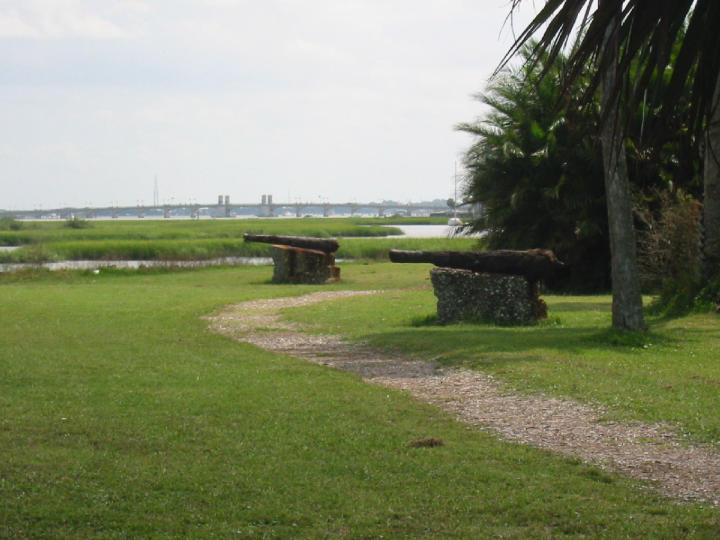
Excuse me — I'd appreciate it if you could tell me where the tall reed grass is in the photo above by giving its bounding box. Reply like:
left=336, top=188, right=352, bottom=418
left=0, top=217, right=403, bottom=246
left=0, top=218, right=480, bottom=262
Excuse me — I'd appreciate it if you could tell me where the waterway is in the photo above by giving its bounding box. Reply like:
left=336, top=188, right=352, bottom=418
left=391, top=224, right=469, bottom=238
left=0, top=257, right=274, bottom=273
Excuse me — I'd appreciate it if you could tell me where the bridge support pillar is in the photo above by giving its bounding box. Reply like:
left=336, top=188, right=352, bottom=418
left=259, top=205, right=275, bottom=217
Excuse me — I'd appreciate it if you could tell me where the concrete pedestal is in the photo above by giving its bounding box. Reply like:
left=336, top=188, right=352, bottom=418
left=430, top=268, right=546, bottom=325
left=269, top=245, right=339, bottom=284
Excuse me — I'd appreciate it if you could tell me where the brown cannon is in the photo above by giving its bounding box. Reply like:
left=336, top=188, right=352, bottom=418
left=244, top=234, right=340, bottom=283
left=388, top=248, right=565, bottom=282
left=389, top=248, right=565, bottom=324
left=243, top=234, right=339, bottom=254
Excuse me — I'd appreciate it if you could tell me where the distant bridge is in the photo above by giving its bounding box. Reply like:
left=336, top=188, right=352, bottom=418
left=1, top=196, right=453, bottom=220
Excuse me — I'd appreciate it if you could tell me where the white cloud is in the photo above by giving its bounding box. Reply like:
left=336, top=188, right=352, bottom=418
left=0, top=0, right=143, bottom=39
left=0, top=1, right=540, bottom=209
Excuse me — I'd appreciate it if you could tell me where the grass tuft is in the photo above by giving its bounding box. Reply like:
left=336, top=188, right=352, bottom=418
left=406, top=437, right=445, bottom=448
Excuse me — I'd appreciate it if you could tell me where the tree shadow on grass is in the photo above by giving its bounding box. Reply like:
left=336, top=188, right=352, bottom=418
left=357, top=318, right=681, bottom=371
left=549, top=301, right=611, bottom=312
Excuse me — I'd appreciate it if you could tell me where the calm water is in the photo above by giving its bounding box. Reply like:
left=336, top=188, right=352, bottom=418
left=392, top=224, right=484, bottom=238
left=0, top=257, right=273, bottom=273
left=392, top=224, right=463, bottom=238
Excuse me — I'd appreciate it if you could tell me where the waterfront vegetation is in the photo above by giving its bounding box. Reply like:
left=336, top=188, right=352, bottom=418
left=0, top=217, right=477, bottom=263
left=1, top=260, right=720, bottom=537
left=0, top=217, right=406, bottom=245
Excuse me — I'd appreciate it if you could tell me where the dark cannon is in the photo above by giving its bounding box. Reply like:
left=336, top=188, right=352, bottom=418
left=244, top=234, right=340, bottom=283
left=389, top=248, right=566, bottom=324
left=243, top=234, right=339, bottom=254
left=388, top=248, right=565, bottom=282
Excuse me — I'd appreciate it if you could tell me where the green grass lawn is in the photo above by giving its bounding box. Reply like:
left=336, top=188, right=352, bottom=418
left=1, top=263, right=719, bottom=537
left=286, top=263, right=720, bottom=446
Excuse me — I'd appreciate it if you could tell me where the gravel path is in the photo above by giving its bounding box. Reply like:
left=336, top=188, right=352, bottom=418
left=207, top=290, right=720, bottom=505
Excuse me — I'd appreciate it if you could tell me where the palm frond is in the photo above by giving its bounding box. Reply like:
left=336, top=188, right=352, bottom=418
left=501, top=0, right=720, bottom=133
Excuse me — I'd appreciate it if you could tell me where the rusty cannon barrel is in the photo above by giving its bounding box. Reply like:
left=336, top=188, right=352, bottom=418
left=389, top=248, right=565, bottom=282
left=243, top=234, right=339, bottom=254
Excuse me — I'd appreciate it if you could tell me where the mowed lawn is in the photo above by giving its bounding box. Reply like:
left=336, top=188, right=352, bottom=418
left=1, top=264, right=719, bottom=538
left=288, top=264, right=720, bottom=446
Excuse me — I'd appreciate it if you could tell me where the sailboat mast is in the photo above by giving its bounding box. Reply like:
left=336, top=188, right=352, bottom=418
left=453, top=162, right=458, bottom=218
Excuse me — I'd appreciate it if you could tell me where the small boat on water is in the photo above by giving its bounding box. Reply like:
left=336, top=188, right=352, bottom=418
left=448, top=217, right=463, bottom=227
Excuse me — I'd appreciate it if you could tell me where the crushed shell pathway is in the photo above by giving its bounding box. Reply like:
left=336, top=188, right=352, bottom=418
left=206, top=290, right=720, bottom=505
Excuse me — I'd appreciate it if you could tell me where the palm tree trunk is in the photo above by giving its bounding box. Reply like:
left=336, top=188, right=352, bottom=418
left=703, top=70, right=720, bottom=278
left=599, top=3, right=646, bottom=331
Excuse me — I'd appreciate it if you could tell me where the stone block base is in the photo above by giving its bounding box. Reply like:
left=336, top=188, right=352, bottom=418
left=430, top=268, right=546, bottom=325
left=270, top=245, right=339, bottom=284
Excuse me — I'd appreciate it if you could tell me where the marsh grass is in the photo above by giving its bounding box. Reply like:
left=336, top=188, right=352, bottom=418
left=0, top=218, right=401, bottom=245
left=0, top=218, right=479, bottom=263
left=1, top=263, right=718, bottom=537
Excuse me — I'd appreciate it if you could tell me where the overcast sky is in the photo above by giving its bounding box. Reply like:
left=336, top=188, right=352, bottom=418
left=0, top=0, right=537, bottom=210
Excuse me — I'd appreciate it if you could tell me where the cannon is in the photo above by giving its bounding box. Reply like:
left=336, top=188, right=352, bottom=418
left=243, top=234, right=339, bottom=254
left=244, top=233, right=340, bottom=283
left=389, top=248, right=565, bottom=324
left=388, top=248, right=565, bottom=282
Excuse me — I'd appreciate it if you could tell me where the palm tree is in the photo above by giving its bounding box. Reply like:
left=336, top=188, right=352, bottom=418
left=501, top=0, right=720, bottom=327
left=704, top=74, right=720, bottom=277
left=501, top=0, right=643, bottom=329
left=597, top=1, right=644, bottom=330
left=458, top=44, right=610, bottom=292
